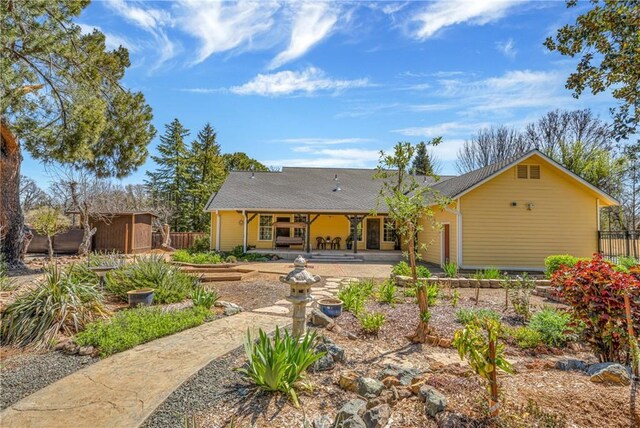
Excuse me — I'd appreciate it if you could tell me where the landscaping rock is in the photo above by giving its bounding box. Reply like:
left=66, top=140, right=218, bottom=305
left=61, top=342, right=79, bottom=355
left=362, top=404, right=391, bottom=428
left=555, top=359, right=587, bottom=372
left=378, top=364, right=421, bottom=386
left=215, top=301, right=243, bottom=316
left=335, top=399, right=367, bottom=424
left=317, top=340, right=346, bottom=363
left=420, top=385, right=447, bottom=417
left=340, top=416, right=367, bottom=428
left=312, top=415, right=333, bottom=428
left=588, top=363, right=631, bottom=385
left=356, top=377, right=385, bottom=398
left=54, top=340, right=71, bottom=351
left=310, top=308, right=333, bottom=327
left=339, top=370, right=360, bottom=392
left=223, top=307, right=241, bottom=316
left=435, top=411, right=471, bottom=427
left=78, top=346, right=94, bottom=356
left=313, top=354, right=336, bottom=372
left=381, top=376, right=401, bottom=388
left=366, top=390, right=396, bottom=409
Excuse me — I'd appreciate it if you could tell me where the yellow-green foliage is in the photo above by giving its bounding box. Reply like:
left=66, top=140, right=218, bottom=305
left=359, top=311, right=386, bottom=335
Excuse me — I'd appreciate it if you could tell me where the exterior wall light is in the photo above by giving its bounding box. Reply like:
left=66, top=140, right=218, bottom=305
left=526, top=202, right=534, bottom=210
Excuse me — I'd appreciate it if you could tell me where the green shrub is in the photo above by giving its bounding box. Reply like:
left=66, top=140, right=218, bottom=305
left=529, top=307, right=572, bottom=348
left=191, top=286, right=219, bottom=309
left=337, top=281, right=373, bottom=315
left=76, top=306, right=210, bottom=356
left=237, top=327, right=324, bottom=407
left=106, top=255, right=199, bottom=304
left=455, top=308, right=501, bottom=325
left=391, top=261, right=431, bottom=278
left=359, top=311, right=385, bottom=335
left=443, top=262, right=458, bottom=278
left=474, top=267, right=502, bottom=280
left=172, top=250, right=224, bottom=264
left=616, top=256, right=639, bottom=272
left=544, top=254, right=582, bottom=277
left=225, top=255, right=237, bottom=263
left=377, top=280, right=397, bottom=305
left=189, top=236, right=211, bottom=253
left=507, top=273, right=536, bottom=322
left=512, top=326, right=542, bottom=349
left=1, top=265, right=108, bottom=349
left=403, top=286, right=416, bottom=298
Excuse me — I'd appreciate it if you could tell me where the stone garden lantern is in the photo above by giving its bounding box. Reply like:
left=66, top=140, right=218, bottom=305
left=280, top=255, right=321, bottom=337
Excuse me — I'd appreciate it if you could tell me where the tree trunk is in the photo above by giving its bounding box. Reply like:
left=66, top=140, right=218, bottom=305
left=0, top=120, right=25, bottom=268
left=77, top=209, right=96, bottom=256
left=488, top=339, right=499, bottom=416
left=47, top=236, right=53, bottom=261
left=407, top=225, right=430, bottom=343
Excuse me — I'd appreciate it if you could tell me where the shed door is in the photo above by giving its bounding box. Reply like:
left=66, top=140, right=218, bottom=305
left=366, top=219, right=380, bottom=250
left=443, top=224, right=450, bottom=264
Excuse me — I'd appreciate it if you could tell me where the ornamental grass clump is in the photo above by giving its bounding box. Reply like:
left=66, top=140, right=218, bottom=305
left=1, top=264, right=108, bottom=349
left=359, top=311, right=386, bottom=335
left=391, top=261, right=431, bottom=278
left=377, top=279, right=397, bottom=305
left=190, top=286, right=219, bottom=309
left=553, top=254, right=640, bottom=364
left=238, top=327, right=324, bottom=407
left=338, top=280, right=375, bottom=315
left=106, top=255, right=199, bottom=304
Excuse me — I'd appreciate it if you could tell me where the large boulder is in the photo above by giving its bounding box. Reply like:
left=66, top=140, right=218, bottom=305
left=356, top=377, right=385, bottom=398
left=362, top=404, right=391, bottom=428
left=310, top=308, right=333, bottom=327
left=588, top=363, right=631, bottom=385
left=555, top=359, right=587, bottom=372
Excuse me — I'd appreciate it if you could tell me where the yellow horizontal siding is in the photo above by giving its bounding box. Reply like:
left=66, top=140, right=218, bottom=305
left=460, top=154, right=599, bottom=269
left=210, top=214, right=216, bottom=250
left=419, top=208, right=457, bottom=265
left=217, top=211, right=244, bottom=251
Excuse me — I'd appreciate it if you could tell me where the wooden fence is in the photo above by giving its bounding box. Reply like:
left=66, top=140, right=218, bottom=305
left=152, top=232, right=208, bottom=250
left=598, top=230, right=640, bottom=261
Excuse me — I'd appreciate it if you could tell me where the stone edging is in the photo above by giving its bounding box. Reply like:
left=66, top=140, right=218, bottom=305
left=392, top=274, right=552, bottom=289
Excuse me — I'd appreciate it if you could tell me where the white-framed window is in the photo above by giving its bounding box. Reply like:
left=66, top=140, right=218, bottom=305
left=383, top=218, right=395, bottom=242
left=259, top=215, right=272, bottom=241
left=293, top=214, right=307, bottom=238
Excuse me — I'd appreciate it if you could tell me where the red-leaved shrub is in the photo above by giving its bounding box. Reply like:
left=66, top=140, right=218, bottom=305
left=552, top=254, right=640, bottom=364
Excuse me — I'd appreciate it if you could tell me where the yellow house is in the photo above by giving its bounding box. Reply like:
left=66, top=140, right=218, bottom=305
left=205, top=150, right=618, bottom=270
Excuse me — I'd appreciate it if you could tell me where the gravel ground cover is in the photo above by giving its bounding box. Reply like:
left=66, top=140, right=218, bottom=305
left=0, top=351, right=97, bottom=410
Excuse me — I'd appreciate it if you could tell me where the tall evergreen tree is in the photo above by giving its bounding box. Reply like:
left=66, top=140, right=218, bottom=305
left=1, top=1, right=155, bottom=266
left=146, top=119, right=191, bottom=232
left=189, top=123, right=226, bottom=231
left=412, top=140, right=437, bottom=175
left=223, top=152, right=268, bottom=171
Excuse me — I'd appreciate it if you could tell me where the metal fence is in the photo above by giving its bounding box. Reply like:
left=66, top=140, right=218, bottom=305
left=598, top=230, right=640, bottom=261
left=152, top=232, right=208, bottom=250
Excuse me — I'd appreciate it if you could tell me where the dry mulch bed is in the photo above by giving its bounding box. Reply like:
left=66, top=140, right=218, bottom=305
left=185, top=286, right=636, bottom=427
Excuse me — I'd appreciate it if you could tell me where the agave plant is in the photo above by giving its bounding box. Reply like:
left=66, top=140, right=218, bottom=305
left=0, top=264, right=108, bottom=349
left=237, top=327, right=324, bottom=407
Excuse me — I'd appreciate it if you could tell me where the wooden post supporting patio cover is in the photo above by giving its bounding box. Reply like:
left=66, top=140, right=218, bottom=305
left=345, top=215, right=367, bottom=254
left=244, top=213, right=258, bottom=252
left=305, top=214, right=320, bottom=253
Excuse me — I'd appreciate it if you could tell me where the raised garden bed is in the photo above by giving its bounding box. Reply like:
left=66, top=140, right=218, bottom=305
left=392, top=274, right=552, bottom=288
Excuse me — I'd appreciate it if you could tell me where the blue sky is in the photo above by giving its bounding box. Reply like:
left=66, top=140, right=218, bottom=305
left=22, top=0, right=615, bottom=185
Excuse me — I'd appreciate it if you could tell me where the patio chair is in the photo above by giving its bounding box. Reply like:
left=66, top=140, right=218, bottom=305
left=330, top=237, right=341, bottom=250
left=316, top=236, right=325, bottom=250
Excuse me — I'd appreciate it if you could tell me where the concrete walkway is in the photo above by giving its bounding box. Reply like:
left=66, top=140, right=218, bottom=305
left=0, top=312, right=290, bottom=428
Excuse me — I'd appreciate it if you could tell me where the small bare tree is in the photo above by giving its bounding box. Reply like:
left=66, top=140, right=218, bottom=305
left=374, top=140, right=450, bottom=343
left=26, top=207, right=70, bottom=260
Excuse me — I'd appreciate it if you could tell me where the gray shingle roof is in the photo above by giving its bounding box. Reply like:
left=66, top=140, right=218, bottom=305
left=205, top=149, right=618, bottom=212
left=205, top=167, right=454, bottom=213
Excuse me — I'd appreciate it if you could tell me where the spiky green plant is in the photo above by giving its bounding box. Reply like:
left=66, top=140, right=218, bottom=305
left=443, top=262, right=458, bottom=278
left=191, top=286, right=219, bottom=309
left=106, top=255, right=199, bottom=304
left=237, top=327, right=324, bottom=407
left=377, top=280, right=397, bottom=305
left=0, top=264, right=108, bottom=349
left=359, top=311, right=386, bottom=335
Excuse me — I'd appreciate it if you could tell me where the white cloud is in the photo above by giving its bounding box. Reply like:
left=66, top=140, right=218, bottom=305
left=274, top=137, right=372, bottom=145
left=105, top=0, right=177, bottom=69
left=393, top=121, right=491, bottom=138
left=496, top=38, right=517, bottom=58
left=177, top=0, right=280, bottom=65
left=269, top=2, right=339, bottom=70
left=229, top=67, right=371, bottom=96
left=77, top=23, right=137, bottom=52
left=411, top=0, right=522, bottom=40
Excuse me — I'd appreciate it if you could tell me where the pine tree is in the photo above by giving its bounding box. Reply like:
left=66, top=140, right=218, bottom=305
left=189, top=123, right=227, bottom=231
left=146, top=119, right=192, bottom=232
left=412, top=140, right=436, bottom=175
